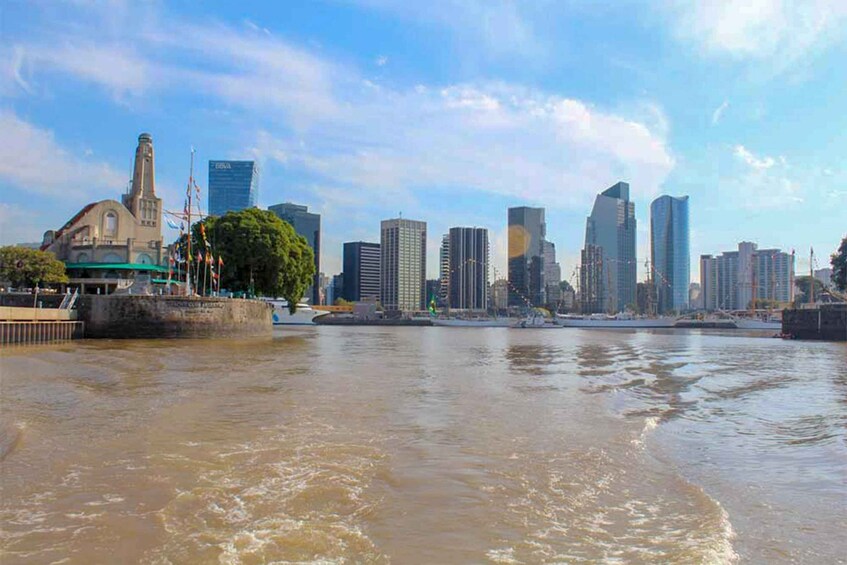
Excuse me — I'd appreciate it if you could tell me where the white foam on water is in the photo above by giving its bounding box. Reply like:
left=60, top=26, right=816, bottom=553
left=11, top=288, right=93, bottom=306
left=630, top=416, right=660, bottom=448
left=486, top=547, right=524, bottom=563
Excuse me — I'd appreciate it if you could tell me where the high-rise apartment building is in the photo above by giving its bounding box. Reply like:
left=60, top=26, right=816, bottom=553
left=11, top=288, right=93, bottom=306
left=700, top=242, right=794, bottom=310
left=508, top=206, right=546, bottom=307
left=208, top=161, right=259, bottom=216
left=380, top=218, right=427, bottom=312
left=269, top=203, right=321, bottom=304
left=582, top=182, right=636, bottom=313
left=342, top=242, right=381, bottom=302
left=448, top=227, right=489, bottom=310
left=650, top=195, right=690, bottom=313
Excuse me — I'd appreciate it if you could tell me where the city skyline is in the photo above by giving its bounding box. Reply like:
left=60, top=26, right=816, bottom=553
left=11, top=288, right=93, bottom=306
left=1, top=2, right=845, bottom=283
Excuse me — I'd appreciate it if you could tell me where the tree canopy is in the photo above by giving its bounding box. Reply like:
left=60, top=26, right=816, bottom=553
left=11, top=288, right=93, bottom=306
left=187, top=209, right=315, bottom=312
left=0, top=246, right=68, bottom=288
left=831, top=235, right=847, bottom=292
left=794, top=275, right=825, bottom=305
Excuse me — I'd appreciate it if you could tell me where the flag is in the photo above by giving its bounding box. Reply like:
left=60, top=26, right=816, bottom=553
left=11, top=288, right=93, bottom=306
left=218, top=256, right=224, bottom=267
left=196, top=252, right=202, bottom=264
left=428, top=294, right=437, bottom=316
left=206, top=253, right=212, bottom=265
left=165, top=217, right=180, bottom=230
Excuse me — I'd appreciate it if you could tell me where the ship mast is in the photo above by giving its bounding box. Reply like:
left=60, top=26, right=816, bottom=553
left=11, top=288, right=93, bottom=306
left=809, top=247, right=815, bottom=305
left=185, top=149, right=195, bottom=296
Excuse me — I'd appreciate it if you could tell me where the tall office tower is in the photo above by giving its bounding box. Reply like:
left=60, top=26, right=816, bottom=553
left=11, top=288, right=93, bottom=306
left=700, top=242, right=794, bottom=310
left=342, top=241, right=381, bottom=302
left=542, top=240, right=562, bottom=305
left=439, top=234, right=450, bottom=306
left=650, top=195, right=690, bottom=314
left=208, top=161, right=259, bottom=216
left=448, top=227, right=489, bottom=310
left=490, top=279, right=509, bottom=311
left=583, top=182, right=637, bottom=313
left=508, top=206, right=546, bottom=307
left=380, top=218, right=427, bottom=312
left=269, top=203, right=321, bottom=304
left=580, top=244, right=604, bottom=313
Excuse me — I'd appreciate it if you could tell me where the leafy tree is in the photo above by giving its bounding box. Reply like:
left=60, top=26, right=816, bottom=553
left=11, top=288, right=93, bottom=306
left=559, top=280, right=575, bottom=293
left=186, top=209, right=314, bottom=312
left=0, top=246, right=68, bottom=288
left=794, top=275, right=825, bottom=305
left=334, top=298, right=352, bottom=306
left=831, top=235, right=847, bottom=292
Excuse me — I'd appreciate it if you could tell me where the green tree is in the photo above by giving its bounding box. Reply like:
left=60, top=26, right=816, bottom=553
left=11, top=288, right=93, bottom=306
left=188, top=209, right=315, bottom=312
left=794, top=275, right=825, bottom=305
left=334, top=298, right=351, bottom=306
left=0, top=246, right=68, bottom=288
left=559, top=280, right=575, bottom=293
left=831, top=235, right=847, bottom=292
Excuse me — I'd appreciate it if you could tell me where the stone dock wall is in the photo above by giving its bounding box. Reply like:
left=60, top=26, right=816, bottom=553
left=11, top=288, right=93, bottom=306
left=782, top=304, right=847, bottom=341
left=77, top=296, right=272, bottom=339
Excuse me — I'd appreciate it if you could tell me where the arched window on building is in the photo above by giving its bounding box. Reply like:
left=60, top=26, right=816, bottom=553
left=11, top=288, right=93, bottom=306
left=103, top=211, right=118, bottom=238
left=136, top=253, right=153, bottom=265
left=75, top=252, right=89, bottom=263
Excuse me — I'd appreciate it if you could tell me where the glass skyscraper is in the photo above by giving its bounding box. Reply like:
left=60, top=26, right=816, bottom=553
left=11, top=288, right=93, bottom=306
left=342, top=241, right=381, bottom=302
left=508, top=206, right=546, bottom=308
left=269, top=203, right=321, bottom=305
left=582, top=182, right=636, bottom=313
left=208, top=161, right=259, bottom=217
left=448, top=227, right=489, bottom=310
left=650, top=195, right=690, bottom=313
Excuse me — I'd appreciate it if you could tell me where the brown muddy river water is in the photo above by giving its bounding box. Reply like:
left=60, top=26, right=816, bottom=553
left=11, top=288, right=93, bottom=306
left=1, top=327, right=845, bottom=563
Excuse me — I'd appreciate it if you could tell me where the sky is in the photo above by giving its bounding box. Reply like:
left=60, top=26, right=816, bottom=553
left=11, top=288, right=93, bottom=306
left=1, top=0, right=845, bottom=283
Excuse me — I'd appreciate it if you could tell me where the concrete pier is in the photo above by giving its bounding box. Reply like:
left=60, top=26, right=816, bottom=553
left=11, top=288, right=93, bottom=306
left=76, top=295, right=272, bottom=339
left=782, top=303, right=847, bottom=341
left=1, top=320, right=84, bottom=346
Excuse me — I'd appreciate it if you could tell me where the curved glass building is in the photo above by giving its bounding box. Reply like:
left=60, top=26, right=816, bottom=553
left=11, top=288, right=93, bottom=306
left=650, top=195, right=690, bottom=313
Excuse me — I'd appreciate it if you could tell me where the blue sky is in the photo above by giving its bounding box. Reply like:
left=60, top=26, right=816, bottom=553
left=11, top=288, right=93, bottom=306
left=1, top=0, right=845, bottom=282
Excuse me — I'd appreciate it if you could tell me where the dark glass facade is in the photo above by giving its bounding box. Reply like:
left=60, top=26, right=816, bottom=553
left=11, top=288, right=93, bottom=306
left=508, top=207, right=545, bottom=308
left=342, top=242, right=381, bottom=302
left=269, top=203, right=321, bottom=304
left=448, top=227, right=489, bottom=310
left=582, top=182, right=636, bottom=313
left=208, top=161, right=258, bottom=216
left=650, top=195, right=690, bottom=313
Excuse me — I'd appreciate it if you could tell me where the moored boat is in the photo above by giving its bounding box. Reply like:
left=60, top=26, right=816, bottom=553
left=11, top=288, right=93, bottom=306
left=556, top=312, right=676, bottom=328
left=264, top=299, right=329, bottom=326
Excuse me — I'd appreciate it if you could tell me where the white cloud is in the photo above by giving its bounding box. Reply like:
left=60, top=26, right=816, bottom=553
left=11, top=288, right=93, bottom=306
left=375, top=55, right=388, bottom=66
left=668, top=0, right=847, bottom=66
left=734, top=144, right=775, bottom=170
left=726, top=144, right=803, bottom=208
left=0, top=109, right=126, bottom=199
left=711, top=99, right=729, bottom=124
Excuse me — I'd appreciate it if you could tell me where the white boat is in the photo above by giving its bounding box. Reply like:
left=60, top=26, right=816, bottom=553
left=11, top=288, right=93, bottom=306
left=432, top=317, right=513, bottom=327
left=556, top=312, right=676, bottom=328
left=264, top=299, right=329, bottom=326
left=513, top=310, right=562, bottom=329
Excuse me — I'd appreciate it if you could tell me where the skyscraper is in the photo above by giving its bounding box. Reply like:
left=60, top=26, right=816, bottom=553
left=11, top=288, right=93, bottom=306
left=650, top=195, right=690, bottom=314
left=380, top=218, right=427, bottom=312
left=269, top=203, right=321, bottom=304
left=700, top=242, right=794, bottom=310
left=439, top=234, right=450, bottom=306
left=582, top=182, right=636, bottom=313
left=508, top=206, right=546, bottom=307
left=448, top=227, right=489, bottom=310
left=542, top=240, right=562, bottom=305
left=208, top=161, right=259, bottom=216
left=342, top=242, right=381, bottom=302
